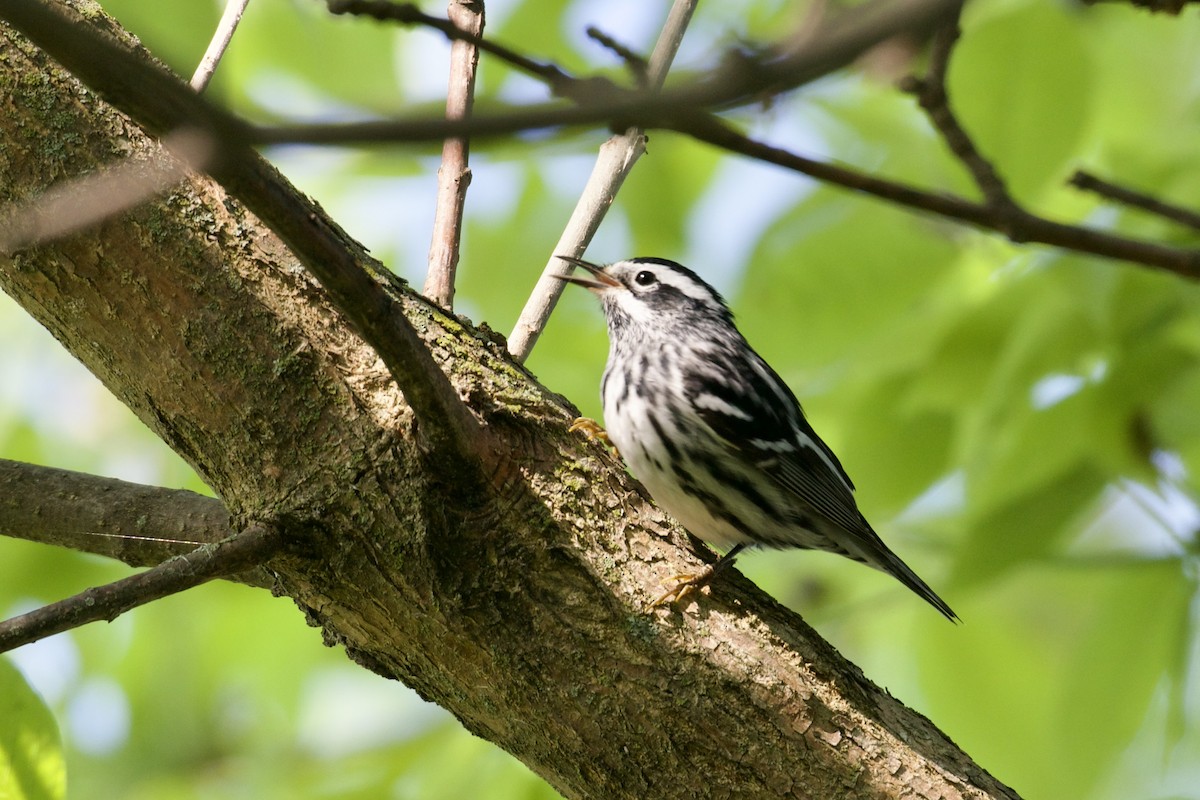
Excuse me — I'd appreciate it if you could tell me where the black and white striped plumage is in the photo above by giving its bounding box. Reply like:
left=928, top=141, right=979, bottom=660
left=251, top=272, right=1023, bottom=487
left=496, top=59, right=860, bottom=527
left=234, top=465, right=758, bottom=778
left=560, top=256, right=956, bottom=621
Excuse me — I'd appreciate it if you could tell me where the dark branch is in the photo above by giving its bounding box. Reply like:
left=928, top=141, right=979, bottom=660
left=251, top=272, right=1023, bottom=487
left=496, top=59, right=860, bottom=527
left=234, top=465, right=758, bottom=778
left=327, top=0, right=576, bottom=94
left=328, top=0, right=963, bottom=110
left=585, top=26, right=651, bottom=87
left=1070, top=170, right=1200, bottom=231
left=898, top=21, right=1021, bottom=226
left=0, top=524, right=283, bottom=654
left=1079, top=0, right=1196, bottom=13
left=670, top=115, right=1200, bottom=279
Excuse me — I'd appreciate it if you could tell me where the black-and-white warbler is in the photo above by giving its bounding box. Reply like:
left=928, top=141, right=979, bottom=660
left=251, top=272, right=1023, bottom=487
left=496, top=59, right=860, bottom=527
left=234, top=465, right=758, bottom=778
left=557, top=256, right=956, bottom=621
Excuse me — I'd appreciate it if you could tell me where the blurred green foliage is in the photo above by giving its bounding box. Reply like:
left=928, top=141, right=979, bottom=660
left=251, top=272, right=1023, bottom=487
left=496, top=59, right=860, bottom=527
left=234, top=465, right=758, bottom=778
left=2, top=0, right=1200, bottom=798
left=0, top=657, right=65, bottom=800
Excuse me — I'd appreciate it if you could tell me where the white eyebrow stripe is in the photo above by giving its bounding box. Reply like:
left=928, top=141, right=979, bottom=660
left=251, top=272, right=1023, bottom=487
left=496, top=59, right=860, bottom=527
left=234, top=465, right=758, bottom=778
left=655, top=268, right=721, bottom=304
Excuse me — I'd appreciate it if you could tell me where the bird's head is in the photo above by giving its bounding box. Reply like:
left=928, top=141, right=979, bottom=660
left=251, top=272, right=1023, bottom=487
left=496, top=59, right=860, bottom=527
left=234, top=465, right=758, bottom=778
left=555, top=256, right=733, bottom=334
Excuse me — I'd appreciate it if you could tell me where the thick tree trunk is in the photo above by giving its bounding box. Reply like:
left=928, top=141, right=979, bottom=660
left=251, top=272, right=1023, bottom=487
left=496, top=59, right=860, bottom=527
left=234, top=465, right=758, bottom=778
left=0, top=5, right=1017, bottom=799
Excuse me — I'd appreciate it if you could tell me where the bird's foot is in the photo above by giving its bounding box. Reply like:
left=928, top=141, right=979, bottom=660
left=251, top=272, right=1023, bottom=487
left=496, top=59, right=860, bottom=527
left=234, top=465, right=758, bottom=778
left=569, top=417, right=620, bottom=460
left=650, top=543, right=745, bottom=608
left=651, top=568, right=716, bottom=608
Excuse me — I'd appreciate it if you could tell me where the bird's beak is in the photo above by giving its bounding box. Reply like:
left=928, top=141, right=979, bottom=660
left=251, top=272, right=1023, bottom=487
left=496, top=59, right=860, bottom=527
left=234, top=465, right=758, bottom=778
left=552, top=255, right=621, bottom=292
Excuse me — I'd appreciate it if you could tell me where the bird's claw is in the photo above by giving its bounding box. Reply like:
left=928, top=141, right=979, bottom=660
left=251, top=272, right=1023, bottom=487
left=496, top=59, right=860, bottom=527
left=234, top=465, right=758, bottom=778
left=569, top=417, right=621, bottom=460
left=651, top=571, right=713, bottom=608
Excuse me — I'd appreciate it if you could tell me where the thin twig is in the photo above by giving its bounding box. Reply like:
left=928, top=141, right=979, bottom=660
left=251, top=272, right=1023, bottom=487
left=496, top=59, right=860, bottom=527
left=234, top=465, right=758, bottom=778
left=1079, top=0, right=1194, bottom=13
left=424, top=0, right=484, bottom=310
left=190, top=0, right=251, bottom=92
left=319, top=0, right=963, bottom=141
left=328, top=0, right=575, bottom=95
left=0, top=525, right=283, bottom=654
left=586, top=26, right=649, bottom=87
left=253, top=0, right=961, bottom=146
left=898, top=20, right=1018, bottom=221
left=506, top=0, right=699, bottom=362
left=1070, top=170, right=1200, bottom=231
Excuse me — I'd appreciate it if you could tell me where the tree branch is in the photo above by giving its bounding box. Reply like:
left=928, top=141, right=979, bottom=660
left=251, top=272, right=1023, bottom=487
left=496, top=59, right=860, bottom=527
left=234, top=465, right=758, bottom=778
left=0, top=0, right=484, bottom=474
left=899, top=19, right=1023, bottom=228
left=0, top=524, right=282, bottom=654
left=271, top=1, right=1200, bottom=281
left=1070, top=170, right=1200, bottom=231
left=423, top=0, right=484, bottom=310
left=0, top=459, right=236, bottom=568
left=293, top=0, right=964, bottom=146
left=673, top=116, right=1200, bottom=278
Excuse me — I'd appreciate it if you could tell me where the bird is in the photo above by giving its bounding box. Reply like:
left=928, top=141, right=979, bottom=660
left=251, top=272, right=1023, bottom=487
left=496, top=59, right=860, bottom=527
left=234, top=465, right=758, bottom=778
left=555, top=255, right=957, bottom=621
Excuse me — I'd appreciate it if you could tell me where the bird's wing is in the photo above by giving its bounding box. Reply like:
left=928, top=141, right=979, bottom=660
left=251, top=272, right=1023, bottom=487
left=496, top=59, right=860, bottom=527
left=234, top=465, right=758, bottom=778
left=686, top=348, right=959, bottom=621
left=684, top=350, right=867, bottom=535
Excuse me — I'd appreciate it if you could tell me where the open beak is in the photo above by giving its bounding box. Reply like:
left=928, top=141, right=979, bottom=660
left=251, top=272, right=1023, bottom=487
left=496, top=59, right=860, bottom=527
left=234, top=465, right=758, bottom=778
left=553, top=255, right=621, bottom=291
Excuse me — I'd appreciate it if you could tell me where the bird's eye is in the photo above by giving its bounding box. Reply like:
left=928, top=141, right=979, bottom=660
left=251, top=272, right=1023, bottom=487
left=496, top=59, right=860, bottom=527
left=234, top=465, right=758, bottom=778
left=633, top=270, right=657, bottom=288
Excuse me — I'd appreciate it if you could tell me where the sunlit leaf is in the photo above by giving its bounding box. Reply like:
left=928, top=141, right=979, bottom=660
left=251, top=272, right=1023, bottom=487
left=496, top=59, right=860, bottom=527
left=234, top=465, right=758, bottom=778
left=0, top=657, right=66, bottom=800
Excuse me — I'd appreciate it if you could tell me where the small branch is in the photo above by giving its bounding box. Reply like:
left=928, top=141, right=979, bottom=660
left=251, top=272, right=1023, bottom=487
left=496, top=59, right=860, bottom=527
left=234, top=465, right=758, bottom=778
left=423, top=0, right=484, bottom=310
left=585, top=26, right=649, bottom=87
left=0, top=525, right=283, bottom=654
left=1070, top=170, right=1200, bottom=231
left=328, top=0, right=575, bottom=95
left=506, top=0, right=699, bottom=362
left=898, top=20, right=1020, bottom=225
left=321, top=0, right=964, bottom=136
left=676, top=115, right=1200, bottom=278
left=190, top=0, right=251, bottom=92
left=1079, top=0, right=1196, bottom=13
left=0, top=459, right=237, bottom=568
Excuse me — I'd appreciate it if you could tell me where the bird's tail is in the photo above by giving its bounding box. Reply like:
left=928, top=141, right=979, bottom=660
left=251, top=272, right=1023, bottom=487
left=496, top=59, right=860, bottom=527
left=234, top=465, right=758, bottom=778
left=854, top=533, right=958, bottom=622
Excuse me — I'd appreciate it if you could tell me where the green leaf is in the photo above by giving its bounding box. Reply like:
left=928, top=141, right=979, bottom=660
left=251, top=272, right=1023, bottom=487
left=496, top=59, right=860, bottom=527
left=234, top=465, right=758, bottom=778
left=955, top=466, right=1105, bottom=585
left=0, top=657, right=66, bottom=800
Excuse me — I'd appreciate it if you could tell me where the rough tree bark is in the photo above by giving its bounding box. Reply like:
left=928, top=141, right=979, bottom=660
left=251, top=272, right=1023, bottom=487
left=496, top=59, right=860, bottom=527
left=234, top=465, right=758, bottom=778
left=0, top=5, right=1018, bottom=799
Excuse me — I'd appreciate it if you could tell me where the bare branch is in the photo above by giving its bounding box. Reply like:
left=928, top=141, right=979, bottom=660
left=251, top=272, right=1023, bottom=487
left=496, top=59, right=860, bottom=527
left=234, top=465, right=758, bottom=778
left=676, top=115, right=1200, bottom=278
left=898, top=21, right=1019, bottom=222
left=585, top=26, right=650, bottom=86
left=0, top=524, right=282, bottom=654
left=1070, top=170, right=1200, bottom=231
left=1079, top=0, right=1196, bottom=13
left=424, top=0, right=484, bottom=310
left=328, top=0, right=574, bottom=93
left=0, top=459, right=238, bottom=567
left=190, top=0, right=251, bottom=92
left=506, top=0, right=699, bottom=362
left=317, top=0, right=965, bottom=138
